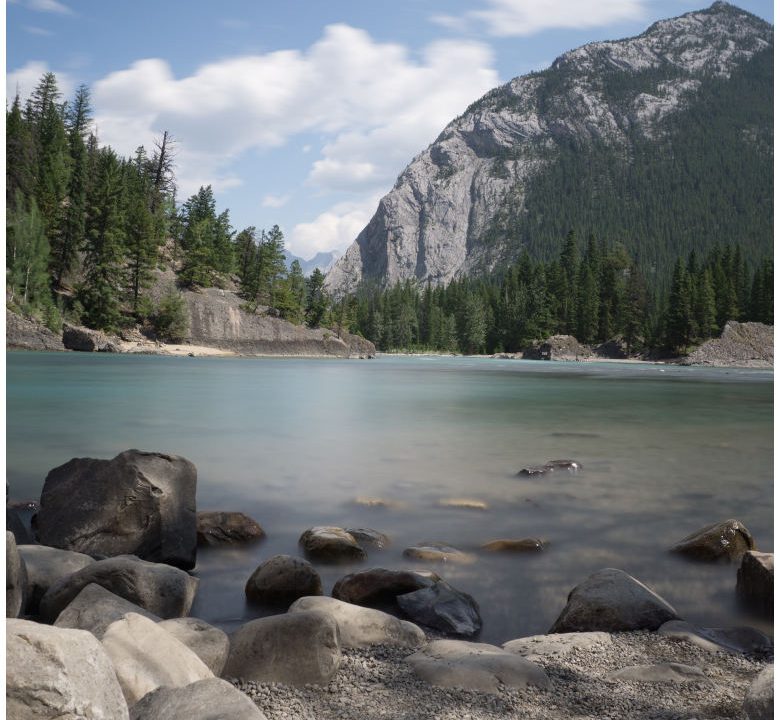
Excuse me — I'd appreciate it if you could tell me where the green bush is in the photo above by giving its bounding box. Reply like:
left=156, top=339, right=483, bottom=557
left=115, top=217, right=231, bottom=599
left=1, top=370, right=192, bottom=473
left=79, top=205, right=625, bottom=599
left=153, top=288, right=189, bottom=342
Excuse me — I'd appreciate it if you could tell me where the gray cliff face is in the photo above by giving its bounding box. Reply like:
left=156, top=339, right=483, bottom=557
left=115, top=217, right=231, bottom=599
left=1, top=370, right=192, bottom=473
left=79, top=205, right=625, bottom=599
left=325, top=2, right=772, bottom=294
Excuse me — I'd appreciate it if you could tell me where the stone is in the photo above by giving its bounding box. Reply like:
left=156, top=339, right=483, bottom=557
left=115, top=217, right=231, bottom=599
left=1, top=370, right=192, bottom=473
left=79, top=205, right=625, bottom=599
left=54, top=583, right=160, bottom=637
left=196, top=511, right=265, bottom=546
left=344, top=527, right=390, bottom=549
left=158, top=617, right=231, bottom=675
left=743, top=665, right=773, bottom=720
left=245, top=554, right=323, bottom=606
left=299, top=526, right=366, bottom=563
left=37, top=449, right=198, bottom=569
left=517, top=459, right=583, bottom=476
left=353, top=497, right=405, bottom=509
left=289, top=596, right=425, bottom=648
left=402, top=542, right=476, bottom=565
left=503, top=631, right=613, bottom=660
left=7, top=618, right=129, bottom=720
left=129, top=678, right=267, bottom=720
left=62, top=323, right=120, bottom=352
left=222, top=610, right=342, bottom=686
left=6, top=531, right=27, bottom=618
left=658, top=620, right=773, bottom=657
left=332, top=568, right=437, bottom=606
left=102, top=613, right=213, bottom=706
left=18, top=545, right=95, bottom=615
left=608, top=663, right=709, bottom=683
left=39, top=555, right=198, bottom=623
left=670, top=519, right=754, bottom=562
left=406, top=639, right=550, bottom=694
left=6, top=310, right=65, bottom=351
left=481, top=538, right=545, bottom=552
left=397, top=580, right=482, bottom=637
left=437, top=498, right=488, bottom=510
left=737, top=551, right=774, bottom=618
left=549, top=568, right=680, bottom=633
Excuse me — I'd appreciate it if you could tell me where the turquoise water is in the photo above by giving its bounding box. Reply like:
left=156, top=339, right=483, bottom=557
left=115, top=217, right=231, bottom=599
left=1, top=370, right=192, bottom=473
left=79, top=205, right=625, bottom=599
left=6, top=352, right=773, bottom=642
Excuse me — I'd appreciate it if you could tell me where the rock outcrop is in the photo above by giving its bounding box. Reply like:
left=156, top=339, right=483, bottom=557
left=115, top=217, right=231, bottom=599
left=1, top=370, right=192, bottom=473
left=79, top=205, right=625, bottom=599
left=681, top=321, right=773, bottom=368
left=6, top=311, right=64, bottom=351
left=62, top=323, right=121, bottom=352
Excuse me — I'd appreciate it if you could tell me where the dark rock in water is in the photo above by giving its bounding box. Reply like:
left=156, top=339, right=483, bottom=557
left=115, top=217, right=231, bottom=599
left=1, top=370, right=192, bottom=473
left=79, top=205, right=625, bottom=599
left=37, top=449, right=197, bottom=569
left=481, top=538, right=545, bottom=553
left=6, top=532, right=27, bottom=618
left=397, top=580, right=482, bottom=637
left=332, top=568, right=437, bottom=606
left=549, top=568, right=680, bottom=633
left=517, top=459, right=582, bottom=476
left=62, top=323, right=121, bottom=352
left=223, top=610, right=342, bottom=686
left=658, top=620, right=773, bottom=657
left=402, top=542, right=476, bottom=565
left=245, top=554, right=323, bottom=606
left=196, top=511, right=265, bottom=546
left=345, top=527, right=390, bottom=549
left=38, top=555, right=198, bottom=623
left=18, top=545, right=95, bottom=615
left=299, top=526, right=366, bottom=563
left=671, top=519, right=754, bottom=562
left=736, top=551, right=774, bottom=619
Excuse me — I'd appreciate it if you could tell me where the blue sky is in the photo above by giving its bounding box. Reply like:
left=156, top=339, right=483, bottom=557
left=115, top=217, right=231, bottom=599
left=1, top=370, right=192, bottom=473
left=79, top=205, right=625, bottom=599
left=6, top=0, right=774, bottom=259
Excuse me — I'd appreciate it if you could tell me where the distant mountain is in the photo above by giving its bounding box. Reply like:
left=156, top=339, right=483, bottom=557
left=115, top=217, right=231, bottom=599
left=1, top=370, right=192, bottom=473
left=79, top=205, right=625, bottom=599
left=284, top=249, right=340, bottom=276
left=326, top=2, right=772, bottom=295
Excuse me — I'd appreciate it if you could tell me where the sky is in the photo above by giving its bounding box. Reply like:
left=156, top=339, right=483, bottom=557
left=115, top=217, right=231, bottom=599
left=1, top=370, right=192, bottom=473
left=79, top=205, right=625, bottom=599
left=6, top=0, right=774, bottom=260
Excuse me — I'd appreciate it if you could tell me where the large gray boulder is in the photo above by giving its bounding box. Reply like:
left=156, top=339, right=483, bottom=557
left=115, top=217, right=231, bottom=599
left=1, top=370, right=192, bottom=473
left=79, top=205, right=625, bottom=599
left=397, top=580, right=482, bottom=637
left=39, top=555, right=198, bottom=623
left=737, top=551, right=774, bottom=619
left=299, top=526, right=366, bottom=563
left=158, top=617, right=230, bottom=675
left=37, top=449, right=198, bottom=569
left=289, top=596, right=425, bottom=648
left=406, top=640, right=550, bottom=694
left=102, top=613, right=213, bottom=706
left=670, top=519, right=754, bottom=562
left=222, top=610, right=341, bottom=686
left=18, top=545, right=95, bottom=615
left=550, top=568, right=680, bottom=633
left=332, top=568, right=437, bottom=605
left=6, top=531, right=27, bottom=618
left=7, top=618, right=129, bottom=719
left=245, top=554, right=322, bottom=606
left=62, top=323, right=120, bottom=352
left=196, top=511, right=265, bottom=546
left=54, top=583, right=160, bottom=638
left=129, top=678, right=267, bottom=720
left=743, top=665, right=773, bottom=720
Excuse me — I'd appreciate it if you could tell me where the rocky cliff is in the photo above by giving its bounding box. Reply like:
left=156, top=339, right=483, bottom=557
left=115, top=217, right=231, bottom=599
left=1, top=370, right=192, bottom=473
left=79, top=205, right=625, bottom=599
left=326, top=2, right=772, bottom=295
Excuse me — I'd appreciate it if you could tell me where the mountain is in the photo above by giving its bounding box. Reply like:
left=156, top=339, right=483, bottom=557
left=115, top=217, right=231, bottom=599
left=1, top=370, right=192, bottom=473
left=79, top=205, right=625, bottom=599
left=325, top=2, right=772, bottom=295
left=284, top=249, right=340, bottom=276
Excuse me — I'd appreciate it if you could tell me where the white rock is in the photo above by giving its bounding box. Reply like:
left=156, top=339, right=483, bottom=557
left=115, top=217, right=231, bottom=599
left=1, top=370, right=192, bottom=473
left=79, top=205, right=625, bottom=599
left=158, top=617, right=230, bottom=675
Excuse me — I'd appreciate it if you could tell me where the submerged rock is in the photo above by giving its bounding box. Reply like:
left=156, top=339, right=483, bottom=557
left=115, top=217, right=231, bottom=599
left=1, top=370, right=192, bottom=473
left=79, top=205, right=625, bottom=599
left=245, top=554, right=323, bottom=606
left=344, top=527, right=390, bottom=549
left=299, top=526, right=366, bottom=563
left=671, top=519, right=754, bottom=562
left=397, top=580, right=482, bottom=637
left=481, top=538, right=545, bottom=553
left=403, top=542, right=477, bottom=565
left=737, top=551, right=774, bottom=619
left=196, top=511, right=265, bottom=546
left=517, top=459, right=583, bottom=476
left=437, top=498, right=489, bottom=511
left=332, top=568, right=437, bottom=606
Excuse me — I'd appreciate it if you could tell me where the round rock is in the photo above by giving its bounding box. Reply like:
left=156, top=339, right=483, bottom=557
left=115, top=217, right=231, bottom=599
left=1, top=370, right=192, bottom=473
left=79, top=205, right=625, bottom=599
left=245, top=554, right=323, bottom=606
left=196, top=511, right=265, bottom=546
left=299, top=526, right=366, bottom=563
left=671, top=519, right=754, bottom=562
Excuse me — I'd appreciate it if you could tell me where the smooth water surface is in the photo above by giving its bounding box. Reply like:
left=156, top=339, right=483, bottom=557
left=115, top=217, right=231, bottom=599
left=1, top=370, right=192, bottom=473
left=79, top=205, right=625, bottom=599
left=6, top=352, right=773, bottom=642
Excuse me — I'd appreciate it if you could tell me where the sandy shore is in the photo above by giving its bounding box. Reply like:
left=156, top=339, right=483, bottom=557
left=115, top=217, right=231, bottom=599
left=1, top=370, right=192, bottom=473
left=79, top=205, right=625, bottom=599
left=118, top=340, right=236, bottom=357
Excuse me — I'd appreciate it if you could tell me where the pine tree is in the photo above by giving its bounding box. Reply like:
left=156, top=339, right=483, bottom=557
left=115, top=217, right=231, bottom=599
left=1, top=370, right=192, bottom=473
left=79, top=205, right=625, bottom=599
left=6, top=95, right=37, bottom=208
left=664, top=258, right=695, bottom=351
left=7, top=193, right=50, bottom=308
left=305, top=268, right=329, bottom=328
left=576, top=263, right=599, bottom=343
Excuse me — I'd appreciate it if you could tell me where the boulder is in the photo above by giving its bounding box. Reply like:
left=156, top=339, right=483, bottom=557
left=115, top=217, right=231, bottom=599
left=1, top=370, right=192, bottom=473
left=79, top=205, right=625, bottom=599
left=62, top=323, right=120, bottom=352
left=344, top=527, right=390, bottom=549
left=37, top=449, right=198, bottom=569
left=332, top=568, right=437, bottom=606
left=196, top=511, right=265, bottom=546
left=743, top=665, right=773, bottom=720
left=129, top=678, right=267, bottom=720
left=54, top=583, right=160, bottom=638
left=608, top=663, right=708, bottom=683
left=481, top=538, right=545, bottom=553
left=670, top=519, right=754, bottom=562
left=299, top=526, right=366, bottom=563
left=18, top=545, right=95, bottom=614
left=402, top=542, right=476, bottom=565
left=7, top=619, right=129, bottom=719
left=397, top=580, right=482, bottom=637
left=517, top=459, right=582, bottom=476
left=437, top=498, right=488, bottom=511
left=6, top=310, right=65, bottom=351
left=245, top=555, right=322, bottom=606
left=39, top=555, right=198, bottom=623
left=737, top=551, right=774, bottom=618
left=549, top=568, right=680, bottom=633
left=289, top=596, right=425, bottom=648
left=6, top=531, right=27, bottom=618
left=222, top=610, right=341, bottom=686
left=406, top=639, right=550, bottom=694
left=158, top=618, right=230, bottom=675
left=503, top=631, right=613, bottom=660
left=101, top=613, right=213, bottom=706
left=658, top=620, right=773, bottom=657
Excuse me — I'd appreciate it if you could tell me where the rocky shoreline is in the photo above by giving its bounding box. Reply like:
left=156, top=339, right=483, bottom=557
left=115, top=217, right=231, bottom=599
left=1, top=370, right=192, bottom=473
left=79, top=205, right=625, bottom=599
left=6, top=450, right=774, bottom=720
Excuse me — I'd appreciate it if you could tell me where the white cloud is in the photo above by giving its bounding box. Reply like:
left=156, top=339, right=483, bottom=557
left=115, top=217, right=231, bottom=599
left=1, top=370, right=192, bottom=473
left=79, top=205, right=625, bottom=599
left=27, top=0, right=72, bottom=14
left=261, top=193, right=290, bottom=208
left=6, top=60, right=72, bottom=105
left=289, top=195, right=382, bottom=258
left=438, top=0, right=647, bottom=37
left=24, top=25, right=53, bottom=35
